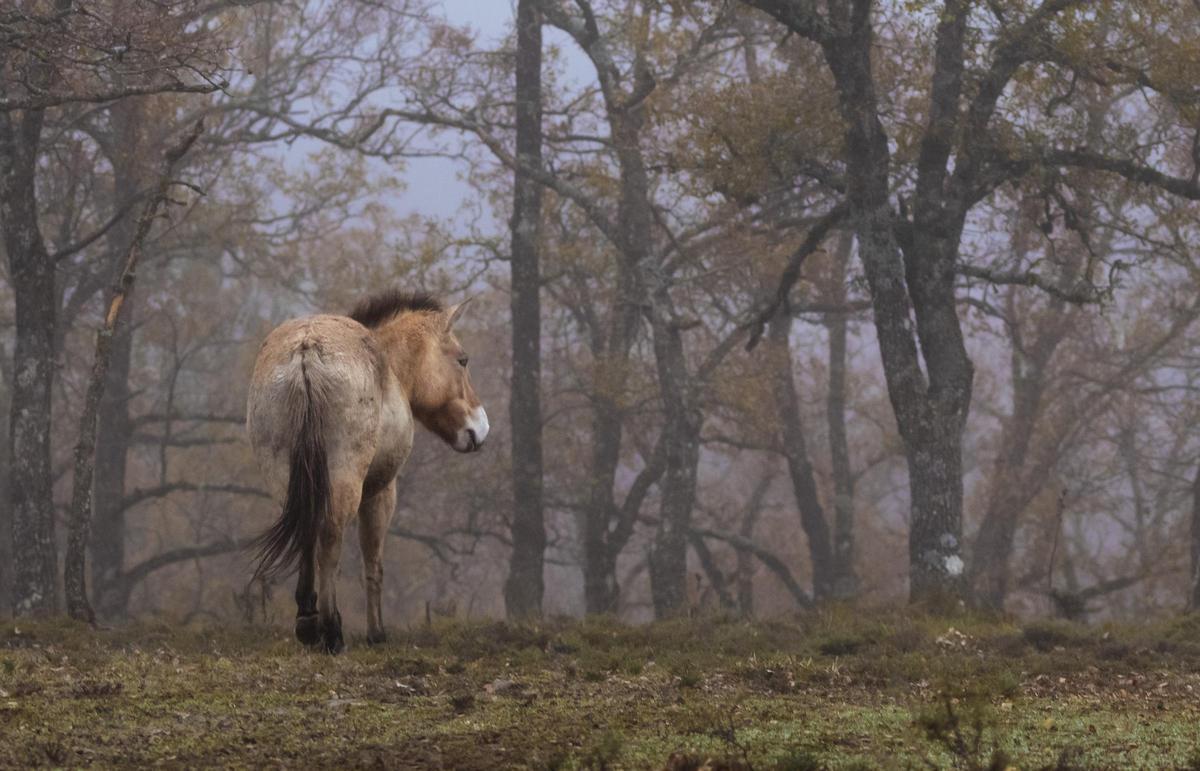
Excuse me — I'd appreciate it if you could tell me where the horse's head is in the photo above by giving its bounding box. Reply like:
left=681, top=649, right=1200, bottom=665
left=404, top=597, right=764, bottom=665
left=408, top=299, right=489, bottom=453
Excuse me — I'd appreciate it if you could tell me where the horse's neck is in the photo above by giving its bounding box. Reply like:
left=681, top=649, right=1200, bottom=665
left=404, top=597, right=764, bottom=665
left=371, top=316, right=426, bottom=402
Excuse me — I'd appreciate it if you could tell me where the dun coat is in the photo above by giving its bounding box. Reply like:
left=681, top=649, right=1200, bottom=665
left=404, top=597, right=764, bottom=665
left=246, top=291, right=488, bottom=653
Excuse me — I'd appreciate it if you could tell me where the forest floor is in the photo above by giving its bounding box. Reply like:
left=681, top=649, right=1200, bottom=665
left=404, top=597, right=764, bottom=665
left=2, top=610, right=1200, bottom=769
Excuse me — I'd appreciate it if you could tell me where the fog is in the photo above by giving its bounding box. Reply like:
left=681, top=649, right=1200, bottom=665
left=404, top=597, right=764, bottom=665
left=2, top=0, right=1198, bottom=632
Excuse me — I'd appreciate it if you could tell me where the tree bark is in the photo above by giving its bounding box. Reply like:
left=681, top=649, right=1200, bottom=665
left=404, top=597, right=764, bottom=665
left=63, top=121, right=203, bottom=622
left=824, top=9, right=972, bottom=606
left=647, top=300, right=701, bottom=618
left=0, top=106, right=59, bottom=616
left=503, top=0, right=547, bottom=620
left=90, top=332, right=135, bottom=617
left=1191, top=462, right=1200, bottom=611
left=767, top=312, right=835, bottom=600
left=824, top=233, right=858, bottom=597
left=90, top=97, right=147, bottom=619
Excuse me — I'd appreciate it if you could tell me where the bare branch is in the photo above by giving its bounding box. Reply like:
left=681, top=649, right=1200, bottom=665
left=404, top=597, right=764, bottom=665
left=958, top=264, right=1104, bottom=305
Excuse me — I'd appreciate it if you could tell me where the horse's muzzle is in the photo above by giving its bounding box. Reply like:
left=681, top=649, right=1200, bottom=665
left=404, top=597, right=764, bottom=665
left=454, top=406, right=489, bottom=453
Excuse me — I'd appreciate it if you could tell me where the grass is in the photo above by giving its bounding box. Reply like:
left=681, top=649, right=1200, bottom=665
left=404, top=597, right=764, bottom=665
left=2, top=609, right=1200, bottom=768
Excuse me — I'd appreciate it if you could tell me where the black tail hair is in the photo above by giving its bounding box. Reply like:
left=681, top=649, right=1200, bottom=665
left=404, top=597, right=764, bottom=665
left=251, top=377, right=328, bottom=581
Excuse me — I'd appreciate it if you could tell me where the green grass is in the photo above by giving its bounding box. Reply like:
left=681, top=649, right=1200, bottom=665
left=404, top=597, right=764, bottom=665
left=2, top=610, right=1200, bottom=768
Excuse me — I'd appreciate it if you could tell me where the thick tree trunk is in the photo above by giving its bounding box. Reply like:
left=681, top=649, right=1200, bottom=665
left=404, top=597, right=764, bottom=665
left=1, top=108, right=59, bottom=616
left=905, top=424, right=967, bottom=603
left=503, top=0, right=547, bottom=620
left=899, top=235, right=973, bottom=606
left=647, top=305, right=700, bottom=618
left=824, top=25, right=972, bottom=605
left=824, top=234, right=858, bottom=598
left=583, top=399, right=623, bottom=614
left=767, top=313, right=835, bottom=600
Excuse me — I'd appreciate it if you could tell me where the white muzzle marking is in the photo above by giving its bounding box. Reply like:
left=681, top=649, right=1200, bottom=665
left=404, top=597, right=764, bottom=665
left=465, top=406, right=489, bottom=448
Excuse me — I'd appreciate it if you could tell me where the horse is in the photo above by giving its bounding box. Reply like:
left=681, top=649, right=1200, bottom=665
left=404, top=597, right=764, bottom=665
left=246, top=290, right=489, bottom=653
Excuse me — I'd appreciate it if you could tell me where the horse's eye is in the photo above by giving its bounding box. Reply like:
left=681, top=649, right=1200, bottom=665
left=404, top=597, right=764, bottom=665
left=458, top=355, right=469, bottom=368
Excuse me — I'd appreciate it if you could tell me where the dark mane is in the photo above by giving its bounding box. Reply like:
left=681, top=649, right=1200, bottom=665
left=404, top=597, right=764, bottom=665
left=347, top=289, right=443, bottom=328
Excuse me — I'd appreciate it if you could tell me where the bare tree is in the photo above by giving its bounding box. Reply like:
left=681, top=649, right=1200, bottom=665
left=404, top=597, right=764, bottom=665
left=64, top=121, right=204, bottom=621
left=0, top=0, right=224, bottom=616
left=743, top=0, right=1200, bottom=604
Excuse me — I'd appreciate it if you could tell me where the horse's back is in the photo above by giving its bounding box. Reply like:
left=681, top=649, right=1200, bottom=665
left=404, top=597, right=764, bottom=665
left=247, top=314, right=387, bottom=497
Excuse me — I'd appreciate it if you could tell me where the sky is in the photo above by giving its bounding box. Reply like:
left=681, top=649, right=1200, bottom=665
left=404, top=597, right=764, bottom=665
left=392, top=1, right=515, bottom=221
left=393, top=1, right=589, bottom=223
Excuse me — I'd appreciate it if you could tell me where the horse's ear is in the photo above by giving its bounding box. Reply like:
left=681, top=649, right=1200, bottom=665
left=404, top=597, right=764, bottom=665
left=445, top=296, right=475, bottom=331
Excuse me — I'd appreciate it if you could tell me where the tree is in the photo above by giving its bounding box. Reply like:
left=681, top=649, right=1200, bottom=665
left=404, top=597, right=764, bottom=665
left=503, top=0, right=548, bottom=619
left=0, top=0, right=224, bottom=615
left=1192, top=463, right=1200, bottom=610
left=64, top=120, right=204, bottom=621
left=742, top=0, right=1200, bottom=603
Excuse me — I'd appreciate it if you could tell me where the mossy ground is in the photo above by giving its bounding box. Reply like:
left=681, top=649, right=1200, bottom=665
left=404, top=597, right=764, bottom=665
left=2, top=610, right=1200, bottom=769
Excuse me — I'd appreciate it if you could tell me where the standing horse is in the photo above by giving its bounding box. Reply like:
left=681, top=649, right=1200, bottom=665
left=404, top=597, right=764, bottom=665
left=246, top=290, right=488, bottom=653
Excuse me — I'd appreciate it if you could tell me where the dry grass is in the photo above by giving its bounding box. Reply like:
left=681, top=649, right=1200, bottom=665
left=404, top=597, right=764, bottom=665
left=2, top=609, right=1199, bottom=768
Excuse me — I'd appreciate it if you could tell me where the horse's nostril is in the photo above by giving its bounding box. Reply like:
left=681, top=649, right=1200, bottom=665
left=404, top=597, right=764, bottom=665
left=467, top=429, right=479, bottom=448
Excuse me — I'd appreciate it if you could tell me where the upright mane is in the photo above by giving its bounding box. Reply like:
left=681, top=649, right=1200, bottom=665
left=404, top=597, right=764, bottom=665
left=347, top=289, right=443, bottom=329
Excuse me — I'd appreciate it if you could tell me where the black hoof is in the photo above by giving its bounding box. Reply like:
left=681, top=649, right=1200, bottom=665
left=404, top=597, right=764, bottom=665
left=321, top=612, right=344, bottom=655
left=366, top=628, right=387, bottom=646
left=295, top=613, right=321, bottom=646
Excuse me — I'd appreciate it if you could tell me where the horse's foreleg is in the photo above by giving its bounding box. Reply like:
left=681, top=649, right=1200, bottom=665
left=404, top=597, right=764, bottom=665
left=315, top=482, right=359, bottom=655
left=358, top=479, right=397, bottom=646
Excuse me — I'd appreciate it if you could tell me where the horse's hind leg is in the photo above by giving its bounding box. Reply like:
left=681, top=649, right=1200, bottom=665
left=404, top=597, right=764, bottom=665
left=358, top=480, right=396, bottom=646
left=315, top=481, right=361, bottom=654
left=294, top=549, right=319, bottom=646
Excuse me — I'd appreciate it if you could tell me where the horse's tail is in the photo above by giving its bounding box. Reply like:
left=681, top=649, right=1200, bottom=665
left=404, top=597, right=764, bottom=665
left=251, top=352, right=329, bottom=581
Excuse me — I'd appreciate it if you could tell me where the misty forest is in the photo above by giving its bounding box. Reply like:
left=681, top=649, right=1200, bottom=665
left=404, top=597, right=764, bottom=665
left=3, top=0, right=1200, bottom=767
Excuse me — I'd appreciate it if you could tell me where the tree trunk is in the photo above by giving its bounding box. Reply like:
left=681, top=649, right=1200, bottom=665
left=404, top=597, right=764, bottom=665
left=0, top=108, right=59, bottom=616
left=825, top=27, right=972, bottom=605
left=90, top=333, right=134, bottom=617
left=64, top=120, right=203, bottom=621
left=767, top=313, right=835, bottom=600
left=582, top=89, right=650, bottom=616
left=900, top=234, right=972, bottom=607
left=824, top=233, right=857, bottom=598
left=735, top=471, right=772, bottom=618
left=503, top=0, right=547, bottom=620
left=1191, top=462, right=1200, bottom=611
left=969, top=294, right=1066, bottom=610
left=583, top=399, right=623, bottom=614
left=647, top=304, right=700, bottom=618
left=89, top=97, right=149, bottom=620
left=65, top=307, right=131, bottom=622
left=0, top=397, right=11, bottom=617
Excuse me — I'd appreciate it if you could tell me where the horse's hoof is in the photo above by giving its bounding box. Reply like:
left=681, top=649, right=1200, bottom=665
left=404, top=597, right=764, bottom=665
left=295, top=614, right=321, bottom=646
left=366, top=629, right=387, bottom=646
